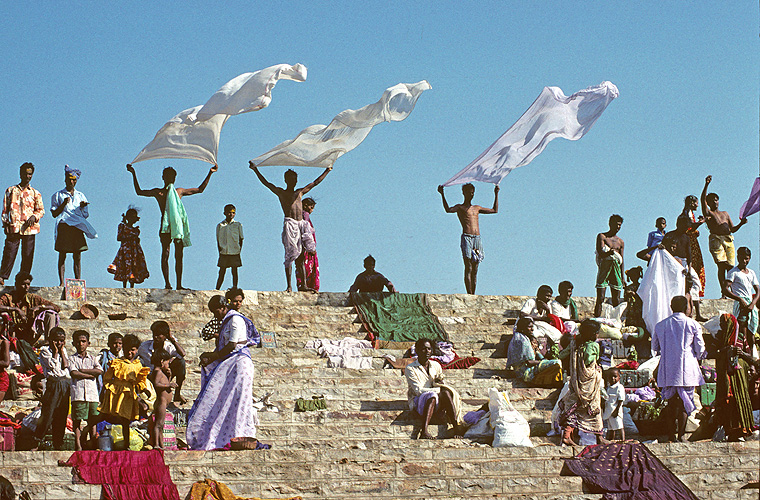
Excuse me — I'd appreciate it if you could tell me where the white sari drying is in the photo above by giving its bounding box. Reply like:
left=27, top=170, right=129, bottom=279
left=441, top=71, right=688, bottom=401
left=250, top=81, right=431, bottom=168
left=443, top=81, right=618, bottom=186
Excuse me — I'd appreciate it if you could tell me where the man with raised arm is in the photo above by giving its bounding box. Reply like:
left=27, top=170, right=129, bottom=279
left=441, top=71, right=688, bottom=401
left=701, top=175, right=748, bottom=293
left=250, top=162, right=331, bottom=292
left=594, top=214, right=625, bottom=317
left=126, top=164, right=217, bottom=290
left=437, top=183, right=499, bottom=294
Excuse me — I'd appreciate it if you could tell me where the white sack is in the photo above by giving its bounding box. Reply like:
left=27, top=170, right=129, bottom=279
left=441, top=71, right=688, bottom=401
left=637, top=248, right=685, bottom=334
left=488, top=387, right=533, bottom=448
left=251, top=81, right=431, bottom=168
left=195, top=63, right=307, bottom=119
left=442, top=81, right=618, bottom=186
left=133, top=106, right=228, bottom=165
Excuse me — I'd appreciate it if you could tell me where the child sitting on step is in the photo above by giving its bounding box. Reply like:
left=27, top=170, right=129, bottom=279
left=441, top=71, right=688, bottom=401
left=98, top=334, right=150, bottom=449
left=148, top=350, right=177, bottom=449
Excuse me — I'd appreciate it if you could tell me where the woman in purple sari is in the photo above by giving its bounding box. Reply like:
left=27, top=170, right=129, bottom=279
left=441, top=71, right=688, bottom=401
left=186, top=295, right=260, bottom=450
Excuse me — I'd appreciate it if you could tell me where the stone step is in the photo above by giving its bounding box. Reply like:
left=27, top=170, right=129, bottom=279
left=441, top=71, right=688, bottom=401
left=2, top=442, right=757, bottom=500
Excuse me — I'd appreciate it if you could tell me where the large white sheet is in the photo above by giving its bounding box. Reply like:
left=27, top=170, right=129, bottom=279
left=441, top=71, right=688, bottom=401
left=195, top=63, right=307, bottom=120
left=133, top=63, right=307, bottom=165
left=250, top=81, right=431, bottom=168
left=638, top=248, right=685, bottom=334
left=133, top=106, right=228, bottom=165
left=442, top=81, right=618, bottom=186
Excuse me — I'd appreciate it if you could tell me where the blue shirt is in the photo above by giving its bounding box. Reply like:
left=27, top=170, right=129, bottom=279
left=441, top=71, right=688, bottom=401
left=646, top=229, right=665, bottom=248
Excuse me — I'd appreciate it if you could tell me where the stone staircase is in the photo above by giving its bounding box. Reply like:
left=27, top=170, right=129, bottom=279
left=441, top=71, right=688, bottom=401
left=0, top=287, right=756, bottom=499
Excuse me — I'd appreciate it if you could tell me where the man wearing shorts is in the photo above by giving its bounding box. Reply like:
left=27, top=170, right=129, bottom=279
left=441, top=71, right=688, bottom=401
left=595, top=215, right=625, bottom=317
left=701, top=175, right=748, bottom=293
left=438, top=183, right=499, bottom=294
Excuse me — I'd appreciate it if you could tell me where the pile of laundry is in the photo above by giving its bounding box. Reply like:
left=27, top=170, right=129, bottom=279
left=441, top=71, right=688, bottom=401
left=305, top=337, right=374, bottom=369
left=384, top=341, right=480, bottom=371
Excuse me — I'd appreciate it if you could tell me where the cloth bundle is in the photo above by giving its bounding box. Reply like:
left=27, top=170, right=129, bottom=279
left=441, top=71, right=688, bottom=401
left=304, top=337, right=374, bottom=369
left=61, top=449, right=180, bottom=500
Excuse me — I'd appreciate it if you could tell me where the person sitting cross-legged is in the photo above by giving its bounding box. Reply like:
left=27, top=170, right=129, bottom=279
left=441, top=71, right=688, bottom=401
left=405, top=338, right=465, bottom=439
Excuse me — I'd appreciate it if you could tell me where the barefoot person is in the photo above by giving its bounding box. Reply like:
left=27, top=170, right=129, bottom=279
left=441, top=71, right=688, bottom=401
left=250, top=163, right=331, bottom=292
left=594, top=215, right=625, bottom=317
left=701, top=175, right=748, bottom=292
left=50, top=165, right=97, bottom=286
left=405, top=338, right=464, bottom=439
left=437, top=183, right=499, bottom=294
left=126, top=163, right=217, bottom=289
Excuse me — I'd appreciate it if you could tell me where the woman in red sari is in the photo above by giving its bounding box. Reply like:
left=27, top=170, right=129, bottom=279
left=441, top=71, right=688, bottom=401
left=296, top=198, right=319, bottom=291
left=678, top=195, right=707, bottom=321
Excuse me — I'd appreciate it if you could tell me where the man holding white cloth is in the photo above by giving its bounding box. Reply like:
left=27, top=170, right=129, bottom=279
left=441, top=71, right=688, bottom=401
left=251, top=163, right=330, bottom=292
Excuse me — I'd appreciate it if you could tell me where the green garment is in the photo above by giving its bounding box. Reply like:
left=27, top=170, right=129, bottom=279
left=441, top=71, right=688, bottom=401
left=160, top=184, right=191, bottom=247
left=351, top=292, right=448, bottom=343
left=555, top=296, right=579, bottom=320
left=559, top=340, right=600, bottom=367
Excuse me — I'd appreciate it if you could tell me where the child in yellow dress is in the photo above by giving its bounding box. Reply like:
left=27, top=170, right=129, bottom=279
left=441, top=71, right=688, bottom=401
left=98, top=334, right=150, bottom=448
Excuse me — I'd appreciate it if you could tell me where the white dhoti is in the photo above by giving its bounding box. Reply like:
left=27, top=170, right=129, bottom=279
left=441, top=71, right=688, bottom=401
left=282, top=217, right=315, bottom=267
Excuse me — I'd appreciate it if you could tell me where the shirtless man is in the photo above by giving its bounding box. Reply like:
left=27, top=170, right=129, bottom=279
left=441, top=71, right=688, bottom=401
left=126, top=164, right=217, bottom=289
left=701, top=175, right=748, bottom=293
left=250, top=163, right=331, bottom=292
left=594, top=215, right=625, bottom=317
left=438, top=183, right=499, bottom=294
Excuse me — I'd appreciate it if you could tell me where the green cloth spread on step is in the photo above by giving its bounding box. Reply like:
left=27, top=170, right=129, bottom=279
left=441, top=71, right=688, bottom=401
left=351, top=292, right=448, bottom=343
left=160, top=184, right=191, bottom=247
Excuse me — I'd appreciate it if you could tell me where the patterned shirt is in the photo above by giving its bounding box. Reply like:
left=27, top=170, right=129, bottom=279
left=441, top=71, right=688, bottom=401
left=0, top=292, right=59, bottom=326
left=2, top=184, right=44, bottom=235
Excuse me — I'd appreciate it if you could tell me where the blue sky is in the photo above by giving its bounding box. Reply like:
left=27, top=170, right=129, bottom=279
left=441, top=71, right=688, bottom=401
left=1, top=2, right=758, bottom=298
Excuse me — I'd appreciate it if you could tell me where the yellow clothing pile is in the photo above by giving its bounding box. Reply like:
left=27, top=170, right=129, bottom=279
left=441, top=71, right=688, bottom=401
left=98, top=358, right=150, bottom=420
left=189, top=479, right=303, bottom=500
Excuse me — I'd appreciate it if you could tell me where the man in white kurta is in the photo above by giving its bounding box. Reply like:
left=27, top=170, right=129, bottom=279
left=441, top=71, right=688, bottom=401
left=651, top=295, right=705, bottom=441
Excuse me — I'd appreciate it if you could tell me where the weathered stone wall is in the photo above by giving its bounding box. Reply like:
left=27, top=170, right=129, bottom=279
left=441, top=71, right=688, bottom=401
left=0, top=288, right=754, bottom=499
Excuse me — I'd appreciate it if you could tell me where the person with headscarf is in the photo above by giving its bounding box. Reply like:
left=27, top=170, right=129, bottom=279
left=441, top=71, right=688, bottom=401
left=557, top=319, right=604, bottom=446
left=715, top=313, right=757, bottom=441
left=51, top=165, right=97, bottom=286
left=126, top=163, right=217, bottom=290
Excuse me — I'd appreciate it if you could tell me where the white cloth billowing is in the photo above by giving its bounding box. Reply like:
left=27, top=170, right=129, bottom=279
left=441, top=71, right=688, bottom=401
left=195, top=64, right=307, bottom=120
left=133, top=106, right=229, bottom=165
left=133, top=63, right=307, bottom=165
left=250, top=81, right=431, bottom=168
left=442, top=81, right=618, bottom=186
left=638, top=248, right=686, bottom=334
